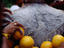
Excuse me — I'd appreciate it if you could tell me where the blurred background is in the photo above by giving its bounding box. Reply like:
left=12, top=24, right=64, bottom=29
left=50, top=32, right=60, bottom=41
left=2, top=0, right=64, bottom=10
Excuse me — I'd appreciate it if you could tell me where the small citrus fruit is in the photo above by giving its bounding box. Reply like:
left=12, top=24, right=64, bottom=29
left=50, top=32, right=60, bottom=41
left=33, top=47, right=39, bottom=48
left=20, top=36, right=34, bottom=48
left=14, top=45, right=19, bottom=48
left=52, top=34, right=64, bottom=47
left=40, top=41, right=52, bottom=48
left=14, top=26, right=24, bottom=39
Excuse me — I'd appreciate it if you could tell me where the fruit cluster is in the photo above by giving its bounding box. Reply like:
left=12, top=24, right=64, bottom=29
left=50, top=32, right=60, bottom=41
left=13, top=26, right=64, bottom=48
left=13, top=26, right=39, bottom=48
left=14, top=27, right=64, bottom=48
left=40, top=35, right=64, bottom=48
left=14, top=36, right=38, bottom=48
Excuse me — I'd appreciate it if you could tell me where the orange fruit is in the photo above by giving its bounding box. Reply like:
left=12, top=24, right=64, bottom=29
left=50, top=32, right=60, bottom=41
left=14, top=45, right=19, bottom=48
left=52, top=34, right=64, bottom=47
left=40, top=41, right=52, bottom=48
left=20, top=36, right=34, bottom=48
left=14, top=26, right=24, bottom=39
left=62, top=37, right=64, bottom=42
left=33, top=47, right=39, bottom=48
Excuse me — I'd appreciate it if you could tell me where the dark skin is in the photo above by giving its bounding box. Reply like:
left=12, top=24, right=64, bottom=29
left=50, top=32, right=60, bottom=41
left=2, top=21, right=19, bottom=48
left=2, top=37, right=8, bottom=48
left=3, top=22, right=19, bottom=34
left=0, top=0, right=24, bottom=48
